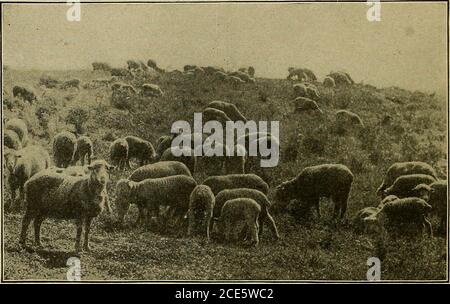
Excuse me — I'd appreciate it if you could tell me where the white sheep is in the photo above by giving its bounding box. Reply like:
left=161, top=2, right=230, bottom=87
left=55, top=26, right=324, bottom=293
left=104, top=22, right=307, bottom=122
left=188, top=185, right=215, bottom=241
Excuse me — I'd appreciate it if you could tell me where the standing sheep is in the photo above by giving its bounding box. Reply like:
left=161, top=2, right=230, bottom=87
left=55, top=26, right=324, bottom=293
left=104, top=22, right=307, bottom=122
left=125, top=135, right=157, bottom=166
left=160, top=147, right=197, bottom=175
left=383, top=174, right=436, bottom=198
left=202, top=108, right=232, bottom=124
left=376, top=161, right=437, bottom=195
left=53, top=131, right=77, bottom=168
left=207, top=100, right=248, bottom=122
left=73, top=136, right=94, bottom=166
left=215, top=188, right=280, bottom=240
left=203, top=174, right=269, bottom=195
left=188, top=185, right=215, bottom=241
left=425, top=180, right=447, bottom=233
left=140, top=83, right=164, bottom=97
left=274, top=164, right=354, bottom=219
left=215, top=198, right=261, bottom=246
left=335, top=110, right=364, bottom=127
left=4, top=129, right=22, bottom=150
left=12, top=86, right=37, bottom=103
left=6, top=118, right=28, bottom=147
left=60, top=79, right=81, bottom=90
left=109, top=138, right=130, bottom=170
left=19, top=160, right=114, bottom=252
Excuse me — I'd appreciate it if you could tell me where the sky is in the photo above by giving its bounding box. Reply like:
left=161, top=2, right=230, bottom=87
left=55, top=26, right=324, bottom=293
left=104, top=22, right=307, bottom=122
left=2, top=2, right=448, bottom=93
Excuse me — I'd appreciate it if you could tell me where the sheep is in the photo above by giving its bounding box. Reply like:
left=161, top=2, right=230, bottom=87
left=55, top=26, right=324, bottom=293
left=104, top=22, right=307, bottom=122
left=207, top=100, right=247, bottom=122
left=215, top=188, right=279, bottom=240
left=376, top=161, right=437, bottom=195
left=335, top=110, right=364, bottom=127
left=327, top=71, right=354, bottom=86
left=224, top=144, right=247, bottom=174
left=184, top=65, right=198, bottom=72
left=188, top=185, right=215, bottom=241
left=12, top=86, right=37, bottom=103
left=423, top=180, right=447, bottom=233
left=202, top=107, right=232, bottom=124
left=109, top=138, right=129, bottom=170
left=117, top=161, right=192, bottom=224
left=227, top=75, right=245, bottom=85
left=228, top=71, right=253, bottom=83
left=213, top=71, right=228, bottom=81
left=92, top=62, right=111, bottom=72
left=141, top=83, right=164, bottom=97
left=236, top=132, right=277, bottom=153
left=110, top=68, right=131, bottom=77
left=127, top=60, right=140, bottom=70
left=248, top=66, right=255, bottom=77
left=60, top=79, right=81, bottom=90
left=293, top=83, right=309, bottom=98
left=19, top=160, right=114, bottom=252
left=287, top=68, right=307, bottom=81
left=203, top=174, right=269, bottom=196
left=155, top=134, right=177, bottom=158
left=5, top=118, right=28, bottom=146
left=203, top=66, right=224, bottom=75
left=160, top=147, right=197, bottom=175
left=274, top=164, right=353, bottom=219
left=115, top=175, right=197, bottom=227
left=53, top=131, right=77, bottom=168
left=293, top=97, right=323, bottom=114
left=353, top=207, right=381, bottom=233
left=124, top=135, right=157, bottom=166
left=5, top=145, right=51, bottom=211
left=215, top=198, right=261, bottom=246
left=364, top=198, right=433, bottom=238
left=383, top=174, right=436, bottom=198
left=323, top=76, right=336, bottom=88
left=411, top=183, right=432, bottom=201
left=195, top=142, right=230, bottom=176
left=73, top=136, right=94, bottom=166
left=4, top=129, right=22, bottom=150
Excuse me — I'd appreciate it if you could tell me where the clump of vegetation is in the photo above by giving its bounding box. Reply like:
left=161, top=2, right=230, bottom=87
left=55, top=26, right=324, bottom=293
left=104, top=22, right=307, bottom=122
left=65, top=106, right=89, bottom=134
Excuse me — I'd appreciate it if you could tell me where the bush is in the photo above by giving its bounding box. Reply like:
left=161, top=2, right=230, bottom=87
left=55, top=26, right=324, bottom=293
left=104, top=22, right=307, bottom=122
left=65, top=106, right=89, bottom=134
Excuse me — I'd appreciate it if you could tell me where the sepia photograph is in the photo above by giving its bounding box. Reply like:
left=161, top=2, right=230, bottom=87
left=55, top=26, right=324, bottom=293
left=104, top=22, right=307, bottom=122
left=1, top=1, right=448, bottom=284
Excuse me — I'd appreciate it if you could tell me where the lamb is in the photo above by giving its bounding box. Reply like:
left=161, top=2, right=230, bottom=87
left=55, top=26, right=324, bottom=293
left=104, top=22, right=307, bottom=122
left=73, top=136, right=94, bottom=166
left=109, top=138, right=130, bottom=170
left=6, top=145, right=51, bottom=211
left=19, top=160, right=114, bottom=252
left=376, top=161, right=437, bottom=195
left=202, top=174, right=269, bottom=195
left=224, top=144, right=246, bottom=175
left=140, top=83, right=164, bottom=97
left=364, top=197, right=433, bottom=238
left=207, top=100, right=248, bottom=122
left=12, top=86, right=37, bottom=103
left=383, top=174, right=436, bottom=198
left=125, top=135, right=157, bottom=166
left=323, top=76, right=336, bottom=88
left=115, top=175, right=197, bottom=227
left=160, top=147, right=197, bottom=175
left=4, top=129, right=22, bottom=150
left=274, top=164, right=354, bottom=219
left=60, top=79, right=81, bottom=90
left=335, top=110, right=364, bottom=127
left=188, top=185, right=215, bottom=241
left=293, top=97, right=323, bottom=114
left=214, top=188, right=279, bottom=240
left=215, top=198, right=261, bottom=246
left=353, top=195, right=400, bottom=233
left=53, top=131, right=77, bottom=168
left=202, top=107, right=232, bottom=124
left=5, top=118, right=28, bottom=146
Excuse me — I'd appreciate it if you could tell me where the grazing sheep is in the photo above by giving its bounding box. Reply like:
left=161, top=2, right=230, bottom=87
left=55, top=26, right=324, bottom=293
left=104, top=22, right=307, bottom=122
left=236, top=132, right=277, bottom=153
left=274, top=164, right=353, bottom=219
left=353, top=207, right=380, bottom=233
left=60, top=79, right=80, bottom=90
left=229, top=71, right=253, bottom=83
left=227, top=75, right=245, bottom=85
left=376, top=161, right=437, bottom=195
left=292, top=83, right=309, bottom=98
left=4, top=129, right=22, bottom=150
left=364, top=198, right=433, bottom=238
left=109, top=138, right=130, bottom=170
left=6, top=146, right=51, bottom=210
left=141, top=83, right=164, bottom=97
left=383, top=174, right=436, bottom=198
left=294, top=97, right=323, bottom=114
left=110, top=68, right=131, bottom=77
left=6, top=118, right=28, bottom=146
left=378, top=195, right=400, bottom=208
left=426, top=180, right=447, bottom=233
left=53, top=131, right=77, bottom=168
left=287, top=68, right=307, bottom=81
left=215, top=188, right=279, bottom=239
left=203, top=174, right=269, bottom=195
left=196, top=142, right=230, bottom=176
left=183, top=65, right=198, bottom=72
left=323, top=76, right=336, bottom=88
left=248, top=66, right=255, bottom=77
left=202, top=107, right=232, bottom=124
left=327, top=71, right=354, bottom=86
left=73, top=136, right=93, bottom=166
left=335, top=110, right=364, bottom=127
left=127, top=60, right=140, bottom=70
left=155, top=134, right=177, bottom=158
left=115, top=175, right=197, bottom=227
left=411, top=184, right=432, bottom=201
left=160, top=147, right=197, bottom=175
left=92, top=62, right=111, bottom=72
left=215, top=198, right=261, bottom=246
left=188, top=185, right=215, bottom=240
left=125, top=136, right=156, bottom=166
left=19, top=160, right=114, bottom=252
left=12, top=86, right=37, bottom=103
left=224, top=144, right=247, bottom=175
left=213, top=71, right=228, bottom=81
left=207, top=100, right=247, bottom=122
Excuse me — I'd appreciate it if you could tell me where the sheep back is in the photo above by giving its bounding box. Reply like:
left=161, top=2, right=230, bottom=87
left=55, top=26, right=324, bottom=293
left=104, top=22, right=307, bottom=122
left=202, top=174, right=269, bottom=195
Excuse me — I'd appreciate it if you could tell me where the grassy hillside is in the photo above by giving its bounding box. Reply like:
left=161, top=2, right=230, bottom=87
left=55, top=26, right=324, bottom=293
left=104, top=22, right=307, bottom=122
left=2, top=67, right=447, bottom=281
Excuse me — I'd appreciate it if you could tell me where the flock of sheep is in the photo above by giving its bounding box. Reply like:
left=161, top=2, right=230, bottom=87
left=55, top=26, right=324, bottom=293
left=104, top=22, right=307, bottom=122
left=3, top=61, right=447, bottom=256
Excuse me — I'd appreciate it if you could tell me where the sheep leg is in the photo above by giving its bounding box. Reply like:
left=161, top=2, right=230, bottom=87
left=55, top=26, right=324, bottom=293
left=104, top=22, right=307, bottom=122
left=187, top=209, right=195, bottom=237
left=19, top=211, right=33, bottom=247
left=248, top=218, right=259, bottom=246
left=33, top=215, right=45, bottom=249
left=265, top=210, right=280, bottom=239
left=205, top=216, right=211, bottom=242
left=258, top=212, right=265, bottom=239
left=75, top=218, right=83, bottom=253
left=423, top=218, right=433, bottom=238
left=83, top=217, right=93, bottom=251
left=87, top=154, right=91, bottom=165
